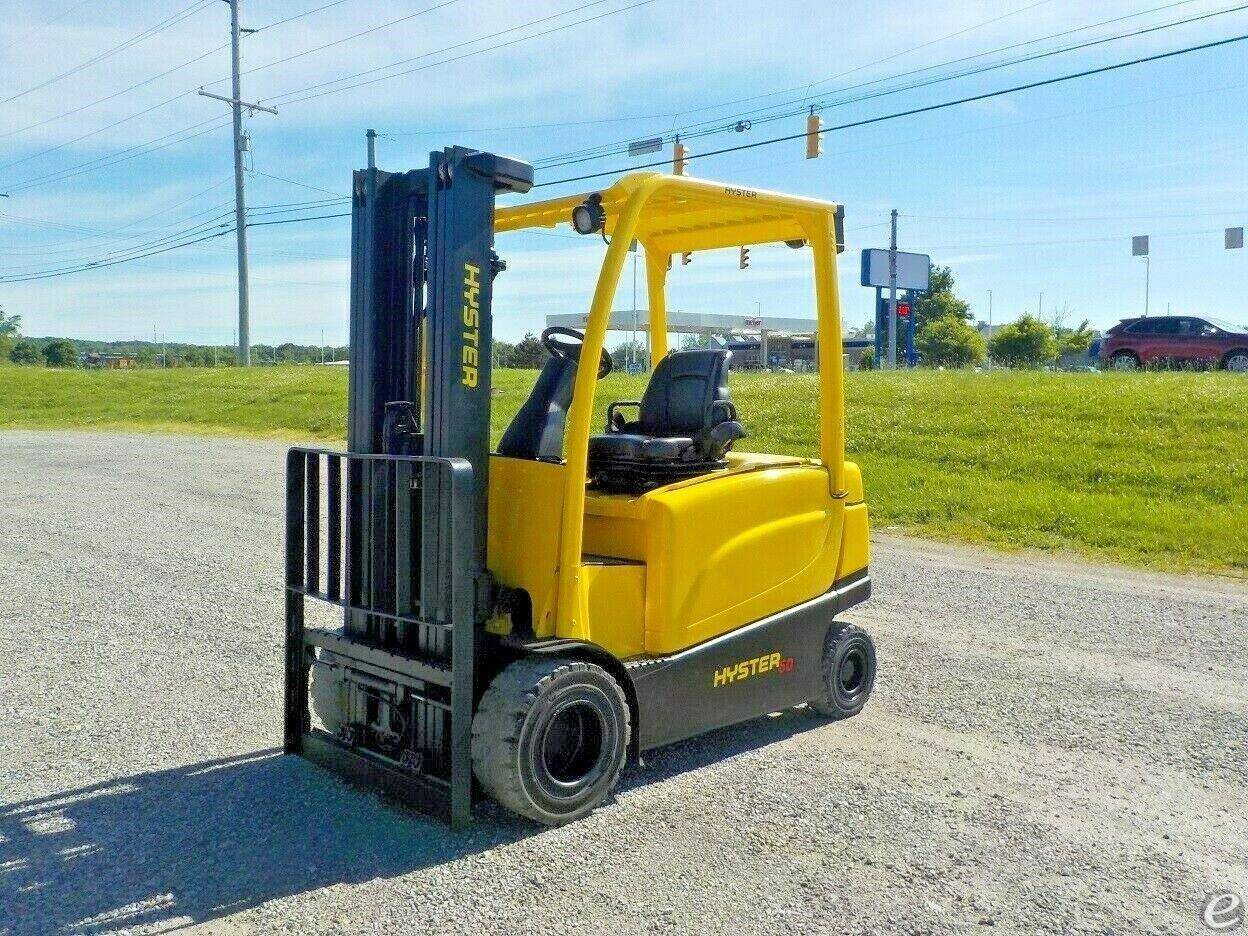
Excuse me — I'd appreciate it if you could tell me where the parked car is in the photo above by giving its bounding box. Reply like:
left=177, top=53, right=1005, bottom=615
left=1099, top=315, right=1248, bottom=371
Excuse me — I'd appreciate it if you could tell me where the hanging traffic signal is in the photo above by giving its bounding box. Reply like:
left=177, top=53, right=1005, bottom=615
left=681, top=251, right=693, bottom=265
left=805, top=111, right=822, bottom=159
left=673, top=139, right=688, bottom=175
left=739, top=246, right=750, bottom=269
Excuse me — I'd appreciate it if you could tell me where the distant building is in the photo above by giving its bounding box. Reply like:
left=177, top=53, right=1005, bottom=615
left=84, top=353, right=138, bottom=369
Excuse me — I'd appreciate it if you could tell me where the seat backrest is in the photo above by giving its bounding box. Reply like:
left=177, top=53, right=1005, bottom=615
left=637, top=349, right=732, bottom=437
left=496, top=353, right=577, bottom=460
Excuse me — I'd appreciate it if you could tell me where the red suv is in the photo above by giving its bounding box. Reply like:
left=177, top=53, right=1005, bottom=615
left=1100, top=315, right=1248, bottom=372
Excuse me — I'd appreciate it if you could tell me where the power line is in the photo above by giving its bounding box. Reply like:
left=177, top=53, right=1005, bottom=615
left=1, top=118, right=229, bottom=193
left=529, top=0, right=1091, bottom=164
left=533, top=1, right=1248, bottom=170
left=264, top=0, right=652, bottom=106
left=532, top=30, right=1248, bottom=188
left=250, top=170, right=348, bottom=198
left=0, top=0, right=213, bottom=106
left=253, top=0, right=358, bottom=32
left=0, top=0, right=650, bottom=195
left=0, top=204, right=354, bottom=282
left=0, top=0, right=368, bottom=152
left=211, top=0, right=467, bottom=86
left=0, top=0, right=99, bottom=56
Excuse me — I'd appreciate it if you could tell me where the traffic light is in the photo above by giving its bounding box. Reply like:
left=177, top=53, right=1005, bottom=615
left=805, top=112, right=822, bottom=159
left=681, top=252, right=692, bottom=265
left=673, top=139, right=688, bottom=175
left=897, top=302, right=911, bottom=319
left=739, top=246, right=750, bottom=269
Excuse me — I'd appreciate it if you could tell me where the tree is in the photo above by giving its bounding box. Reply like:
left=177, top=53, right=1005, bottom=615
left=491, top=339, right=515, bottom=368
left=42, top=338, right=78, bottom=368
left=9, top=339, right=39, bottom=365
left=1056, top=318, right=1094, bottom=359
left=912, top=264, right=971, bottom=332
left=505, top=332, right=548, bottom=369
left=610, top=339, right=646, bottom=371
left=988, top=314, right=1058, bottom=368
left=0, top=309, right=19, bottom=361
left=0, top=308, right=20, bottom=337
left=916, top=316, right=986, bottom=368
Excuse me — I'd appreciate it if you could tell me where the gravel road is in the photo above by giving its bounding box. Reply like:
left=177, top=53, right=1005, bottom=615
left=2, top=430, right=1245, bottom=936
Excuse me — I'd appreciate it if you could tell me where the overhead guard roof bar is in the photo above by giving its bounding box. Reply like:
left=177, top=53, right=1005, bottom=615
left=494, top=172, right=843, bottom=255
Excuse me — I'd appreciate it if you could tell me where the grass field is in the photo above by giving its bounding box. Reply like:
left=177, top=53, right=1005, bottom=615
left=2, top=365, right=1244, bottom=575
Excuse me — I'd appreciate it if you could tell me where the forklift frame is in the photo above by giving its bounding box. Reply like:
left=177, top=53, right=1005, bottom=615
left=281, top=152, right=867, bottom=827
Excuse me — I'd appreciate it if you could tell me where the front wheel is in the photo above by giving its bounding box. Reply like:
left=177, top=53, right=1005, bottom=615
left=1223, top=351, right=1248, bottom=373
left=807, top=624, right=876, bottom=720
left=472, top=657, right=630, bottom=826
left=1111, top=351, right=1140, bottom=371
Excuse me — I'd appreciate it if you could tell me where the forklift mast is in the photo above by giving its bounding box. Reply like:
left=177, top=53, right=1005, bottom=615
left=348, top=147, right=532, bottom=547
left=284, top=147, right=531, bottom=826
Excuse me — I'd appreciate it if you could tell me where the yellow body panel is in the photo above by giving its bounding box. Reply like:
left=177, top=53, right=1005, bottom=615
left=486, top=456, right=565, bottom=635
left=485, top=172, right=870, bottom=661
left=578, top=562, right=646, bottom=659
left=642, top=464, right=844, bottom=655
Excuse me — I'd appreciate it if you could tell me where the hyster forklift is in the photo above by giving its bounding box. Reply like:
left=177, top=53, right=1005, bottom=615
left=283, top=146, right=876, bottom=826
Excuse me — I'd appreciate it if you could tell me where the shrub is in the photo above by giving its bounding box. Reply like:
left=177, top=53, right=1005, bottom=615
left=989, top=314, right=1058, bottom=369
left=42, top=338, right=78, bottom=368
left=9, top=339, right=39, bottom=365
left=916, top=317, right=986, bottom=368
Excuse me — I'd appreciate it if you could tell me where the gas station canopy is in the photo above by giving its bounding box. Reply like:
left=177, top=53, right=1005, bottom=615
left=544, top=309, right=818, bottom=337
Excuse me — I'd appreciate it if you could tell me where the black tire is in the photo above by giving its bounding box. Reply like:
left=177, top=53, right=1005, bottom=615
left=471, top=657, right=630, bottom=826
left=807, top=624, right=876, bottom=720
left=1110, top=351, right=1140, bottom=372
left=1221, top=350, right=1248, bottom=373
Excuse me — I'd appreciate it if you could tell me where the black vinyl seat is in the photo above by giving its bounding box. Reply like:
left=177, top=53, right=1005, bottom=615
left=589, top=349, right=746, bottom=494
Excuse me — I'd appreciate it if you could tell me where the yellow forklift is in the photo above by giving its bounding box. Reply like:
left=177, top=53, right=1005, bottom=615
left=283, top=147, right=874, bottom=826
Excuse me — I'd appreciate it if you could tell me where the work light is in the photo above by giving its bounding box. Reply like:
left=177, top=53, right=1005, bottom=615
left=571, top=193, right=606, bottom=235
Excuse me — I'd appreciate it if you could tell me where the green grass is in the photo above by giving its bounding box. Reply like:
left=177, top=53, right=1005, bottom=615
left=2, top=365, right=1245, bottom=575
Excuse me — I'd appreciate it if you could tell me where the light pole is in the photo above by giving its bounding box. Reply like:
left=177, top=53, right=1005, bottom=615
left=986, top=289, right=993, bottom=372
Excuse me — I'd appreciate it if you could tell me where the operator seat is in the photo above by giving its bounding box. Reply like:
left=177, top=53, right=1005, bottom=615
left=588, top=349, right=746, bottom=494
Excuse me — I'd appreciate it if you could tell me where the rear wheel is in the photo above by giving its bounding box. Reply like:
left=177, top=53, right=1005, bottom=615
left=1111, top=351, right=1141, bottom=371
left=807, top=624, right=876, bottom=720
left=1222, top=350, right=1248, bottom=373
left=472, top=657, right=630, bottom=826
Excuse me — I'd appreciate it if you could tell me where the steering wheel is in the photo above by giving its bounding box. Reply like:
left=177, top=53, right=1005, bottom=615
left=541, top=326, right=612, bottom=379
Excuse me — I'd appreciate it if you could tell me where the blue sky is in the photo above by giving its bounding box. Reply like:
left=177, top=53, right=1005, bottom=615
left=1, top=0, right=1246, bottom=346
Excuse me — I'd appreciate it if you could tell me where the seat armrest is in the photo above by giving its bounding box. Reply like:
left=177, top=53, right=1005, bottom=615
left=705, top=399, right=738, bottom=426
left=607, top=400, right=642, bottom=432
left=693, top=420, right=746, bottom=461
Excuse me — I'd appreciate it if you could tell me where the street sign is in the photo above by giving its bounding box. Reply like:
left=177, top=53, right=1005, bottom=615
left=1132, top=235, right=1149, bottom=257
left=860, top=249, right=931, bottom=291
left=628, top=137, right=663, bottom=157
left=1227, top=227, right=1244, bottom=250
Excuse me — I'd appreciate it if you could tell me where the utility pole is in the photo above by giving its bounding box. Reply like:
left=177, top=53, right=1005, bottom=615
left=986, top=289, right=993, bottom=373
left=198, top=0, right=276, bottom=366
left=887, top=209, right=899, bottom=370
